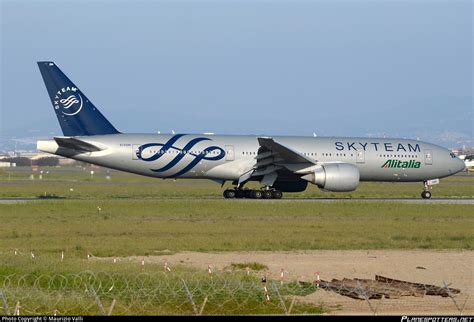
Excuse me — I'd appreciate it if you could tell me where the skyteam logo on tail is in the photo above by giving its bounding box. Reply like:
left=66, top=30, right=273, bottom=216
left=137, top=134, right=225, bottom=178
left=54, top=87, right=83, bottom=116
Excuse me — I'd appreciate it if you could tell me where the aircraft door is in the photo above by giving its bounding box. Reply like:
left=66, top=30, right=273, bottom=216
left=424, top=149, right=433, bottom=165
left=132, top=144, right=141, bottom=160
left=356, top=150, right=365, bottom=164
left=225, top=145, right=235, bottom=161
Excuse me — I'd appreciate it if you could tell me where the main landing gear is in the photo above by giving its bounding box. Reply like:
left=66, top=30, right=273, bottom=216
left=223, top=188, right=283, bottom=199
left=421, top=181, right=432, bottom=199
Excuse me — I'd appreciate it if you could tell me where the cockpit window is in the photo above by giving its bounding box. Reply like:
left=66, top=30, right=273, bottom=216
left=449, top=152, right=457, bottom=158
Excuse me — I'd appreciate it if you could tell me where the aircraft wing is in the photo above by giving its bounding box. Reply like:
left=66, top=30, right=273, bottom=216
left=257, top=137, right=316, bottom=164
left=238, top=137, right=316, bottom=186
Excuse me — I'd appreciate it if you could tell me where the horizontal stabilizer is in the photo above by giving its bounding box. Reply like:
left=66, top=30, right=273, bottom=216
left=54, top=137, right=102, bottom=152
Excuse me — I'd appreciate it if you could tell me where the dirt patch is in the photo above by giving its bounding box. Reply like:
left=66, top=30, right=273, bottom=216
left=110, top=250, right=474, bottom=315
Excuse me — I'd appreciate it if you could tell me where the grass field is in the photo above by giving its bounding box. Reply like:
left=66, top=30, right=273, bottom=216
left=0, top=166, right=473, bottom=257
left=0, top=166, right=473, bottom=199
left=1, top=199, right=473, bottom=257
left=0, top=166, right=472, bottom=315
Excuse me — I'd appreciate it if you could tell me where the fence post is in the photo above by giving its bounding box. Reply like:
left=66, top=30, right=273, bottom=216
left=0, top=290, right=10, bottom=315
left=356, top=280, right=376, bottom=315
left=107, top=299, right=117, bottom=316
left=272, top=281, right=288, bottom=315
left=14, top=301, right=20, bottom=316
left=263, top=285, right=270, bottom=303
left=287, top=297, right=296, bottom=315
left=443, top=281, right=468, bottom=315
left=89, top=285, right=106, bottom=315
left=199, top=297, right=208, bottom=316
left=181, top=278, right=198, bottom=315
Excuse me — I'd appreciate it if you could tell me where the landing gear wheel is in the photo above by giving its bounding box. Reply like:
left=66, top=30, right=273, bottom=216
left=244, top=189, right=253, bottom=199
left=273, top=190, right=283, bottom=199
left=262, top=190, right=273, bottom=199
left=421, top=190, right=431, bottom=199
left=223, top=188, right=282, bottom=199
left=223, top=189, right=236, bottom=199
left=251, top=190, right=263, bottom=199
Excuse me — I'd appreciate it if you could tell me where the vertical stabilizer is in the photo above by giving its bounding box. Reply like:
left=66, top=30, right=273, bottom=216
left=37, top=61, right=119, bottom=136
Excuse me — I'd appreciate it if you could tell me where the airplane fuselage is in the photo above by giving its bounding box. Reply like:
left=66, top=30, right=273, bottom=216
left=39, top=133, right=464, bottom=183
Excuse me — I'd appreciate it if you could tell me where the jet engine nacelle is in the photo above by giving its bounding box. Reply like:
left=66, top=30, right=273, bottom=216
left=301, top=163, right=360, bottom=192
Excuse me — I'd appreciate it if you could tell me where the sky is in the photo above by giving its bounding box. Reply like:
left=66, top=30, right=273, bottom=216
left=1, top=0, right=472, bottom=148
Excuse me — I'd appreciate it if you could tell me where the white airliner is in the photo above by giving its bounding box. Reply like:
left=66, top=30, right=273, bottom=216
left=37, top=62, right=465, bottom=199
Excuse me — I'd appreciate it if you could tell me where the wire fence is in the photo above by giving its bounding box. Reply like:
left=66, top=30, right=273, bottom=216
left=0, top=271, right=322, bottom=315
left=0, top=270, right=472, bottom=316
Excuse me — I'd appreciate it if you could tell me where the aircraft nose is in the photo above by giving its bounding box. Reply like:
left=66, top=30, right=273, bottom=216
left=454, top=158, right=465, bottom=173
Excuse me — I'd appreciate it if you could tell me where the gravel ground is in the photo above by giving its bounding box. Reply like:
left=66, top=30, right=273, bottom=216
left=114, top=250, right=473, bottom=315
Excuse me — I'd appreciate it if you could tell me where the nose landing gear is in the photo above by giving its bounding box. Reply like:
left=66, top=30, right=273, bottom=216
left=421, top=181, right=432, bottom=199
left=421, top=190, right=432, bottom=199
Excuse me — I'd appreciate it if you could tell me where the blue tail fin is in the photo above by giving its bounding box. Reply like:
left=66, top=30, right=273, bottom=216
left=37, top=61, right=119, bottom=136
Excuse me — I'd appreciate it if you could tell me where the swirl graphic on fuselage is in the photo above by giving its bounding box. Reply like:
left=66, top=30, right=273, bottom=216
left=137, top=134, right=225, bottom=178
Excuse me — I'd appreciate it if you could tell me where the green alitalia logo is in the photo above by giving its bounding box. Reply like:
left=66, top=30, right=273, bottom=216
left=382, top=159, right=421, bottom=169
